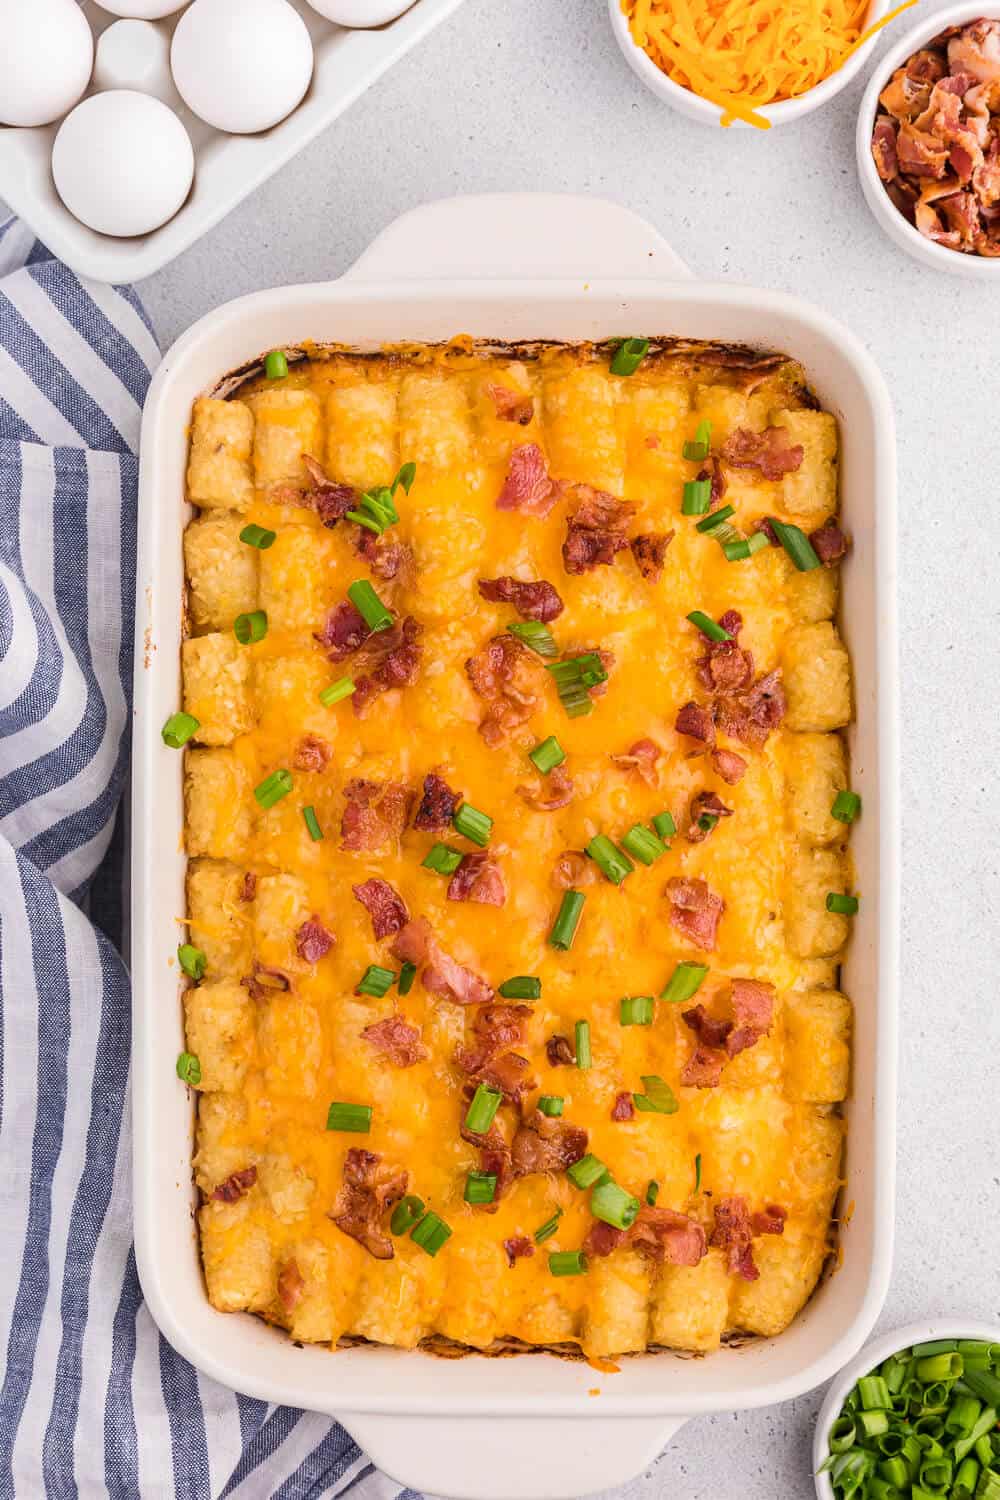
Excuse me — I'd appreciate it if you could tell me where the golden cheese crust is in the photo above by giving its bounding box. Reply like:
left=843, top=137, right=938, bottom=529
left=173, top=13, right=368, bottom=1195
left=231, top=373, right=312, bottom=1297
left=180, top=340, right=853, bottom=1359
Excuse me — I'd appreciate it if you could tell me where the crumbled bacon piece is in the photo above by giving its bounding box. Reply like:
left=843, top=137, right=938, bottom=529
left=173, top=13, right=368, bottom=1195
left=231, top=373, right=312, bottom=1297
left=355, top=527, right=411, bottom=581
left=361, top=1015, right=428, bottom=1068
left=391, top=917, right=495, bottom=1007
left=466, top=634, right=538, bottom=746
left=447, top=853, right=506, bottom=907
left=674, top=701, right=716, bottom=746
left=352, top=616, right=422, bottom=715
left=710, top=747, right=748, bottom=785
left=546, top=1033, right=576, bottom=1067
left=685, top=790, right=733, bottom=844
left=277, top=1259, right=304, bottom=1312
left=352, top=877, right=409, bottom=939
left=511, top=1110, right=588, bottom=1176
left=315, top=601, right=371, bottom=661
left=630, top=531, right=674, bottom=582
left=552, top=851, right=593, bottom=889
left=467, top=1002, right=532, bottom=1059
left=666, top=877, right=725, bottom=952
left=809, top=519, right=849, bottom=566
left=630, top=1206, right=706, bottom=1266
left=872, top=116, right=900, bottom=180
left=477, top=575, right=564, bottom=622
left=711, top=1196, right=758, bottom=1281
left=461, top=1115, right=514, bottom=1204
left=241, top=962, right=290, bottom=1001
left=610, top=737, right=662, bottom=787
left=696, top=612, right=755, bottom=694
left=682, top=1004, right=733, bottom=1050
left=413, top=771, right=460, bottom=832
left=752, top=1204, right=787, bottom=1236
left=699, top=455, right=727, bottom=506
left=292, top=734, right=331, bottom=773
left=497, top=443, right=560, bottom=517
left=330, top=1148, right=408, bottom=1261
left=503, top=1235, right=535, bottom=1266
left=680, top=1045, right=726, bottom=1089
left=714, top=669, right=786, bottom=749
left=584, top=1220, right=627, bottom=1257
left=300, top=455, right=357, bottom=525
left=562, top=486, right=636, bottom=574
left=611, top=1091, right=635, bottom=1122
left=211, top=1165, right=257, bottom=1203
left=295, top=917, right=335, bottom=964
left=239, top=872, right=257, bottom=902
left=341, top=779, right=414, bottom=852
left=726, top=978, right=775, bottom=1057
left=516, top=765, right=574, bottom=811
left=721, top=426, right=804, bottom=479
left=487, top=384, right=534, bottom=425
left=471, top=1050, right=536, bottom=1104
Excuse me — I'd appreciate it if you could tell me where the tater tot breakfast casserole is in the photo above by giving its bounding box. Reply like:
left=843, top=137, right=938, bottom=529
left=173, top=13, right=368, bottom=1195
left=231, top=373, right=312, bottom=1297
left=168, top=335, right=858, bottom=1361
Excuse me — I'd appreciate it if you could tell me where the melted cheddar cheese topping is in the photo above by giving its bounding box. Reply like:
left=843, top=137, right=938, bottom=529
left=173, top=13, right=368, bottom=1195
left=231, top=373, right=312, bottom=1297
left=181, top=340, right=853, bottom=1358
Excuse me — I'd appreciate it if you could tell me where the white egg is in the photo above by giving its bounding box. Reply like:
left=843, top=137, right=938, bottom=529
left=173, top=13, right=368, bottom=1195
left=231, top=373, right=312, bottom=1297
left=303, top=0, right=415, bottom=24
left=94, top=20, right=179, bottom=105
left=170, top=0, right=313, bottom=134
left=52, top=91, right=195, bottom=237
left=96, top=0, right=190, bottom=16
left=0, top=0, right=94, bottom=128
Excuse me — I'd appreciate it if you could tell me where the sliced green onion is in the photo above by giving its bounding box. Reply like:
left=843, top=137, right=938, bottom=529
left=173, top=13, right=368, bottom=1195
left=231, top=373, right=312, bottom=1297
left=693, top=1152, right=702, bottom=1192
left=537, top=1094, right=564, bottom=1117
left=858, top=1375, right=892, bottom=1410
left=915, top=1352, right=963, bottom=1383
left=549, top=1250, right=588, bottom=1276
left=645, top=1179, right=659, bottom=1206
left=422, top=842, right=463, bottom=875
left=832, top=789, right=862, bottom=824
left=768, top=516, right=821, bottom=571
left=393, top=461, right=416, bottom=495
left=687, top=610, right=732, bottom=643
left=464, top=1083, right=502, bottom=1135
left=620, top=824, right=666, bottom=865
left=254, top=769, right=293, bottom=809
left=239, top=523, right=276, bottom=550
left=857, top=1410, right=889, bottom=1438
left=963, top=1368, right=1000, bottom=1408
left=529, top=735, right=566, bottom=774
left=633, top=1074, right=678, bottom=1115
left=546, top=653, right=608, bottom=719
left=264, top=350, right=288, bottom=380
left=619, top=994, right=654, bottom=1026
left=828, top=1416, right=856, bottom=1453
left=319, top=675, right=355, bottom=707
left=397, top=961, right=417, bottom=995
left=356, top=964, right=395, bottom=998
left=952, top=1457, right=980, bottom=1499
left=326, top=1101, right=372, bottom=1133
left=302, top=805, right=323, bottom=842
left=233, top=609, right=268, bottom=645
left=585, top=833, right=633, bottom=886
left=568, top=1153, right=609, bottom=1190
left=682, top=478, right=712, bottom=516
left=534, top=1208, right=562, bottom=1244
left=591, top=1180, right=640, bottom=1231
left=347, top=579, right=393, bottom=632
left=411, top=1211, right=452, bottom=1256
left=723, top=532, right=769, bottom=562
left=507, top=621, right=557, bottom=658
left=651, top=810, right=676, bottom=842
left=498, top=975, right=541, bottom=1000
left=946, top=1396, right=982, bottom=1436
left=549, top=889, right=585, bottom=950
left=390, top=1194, right=425, bottom=1235
left=162, top=711, right=199, bottom=748
left=698, top=812, right=719, bottom=835
left=610, top=337, right=649, bottom=376
left=574, top=1019, right=591, bottom=1070
left=177, top=942, right=206, bottom=980
left=827, top=892, right=860, bottom=915
left=682, top=419, right=712, bottom=462
left=345, top=487, right=398, bottom=536
left=464, top=1171, right=497, bottom=1205
left=660, top=961, right=708, bottom=1005
left=176, top=1051, right=201, bottom=1085
left=695, top=503, right=734, bottom=533
left=453, top=802, right=493, bottom=847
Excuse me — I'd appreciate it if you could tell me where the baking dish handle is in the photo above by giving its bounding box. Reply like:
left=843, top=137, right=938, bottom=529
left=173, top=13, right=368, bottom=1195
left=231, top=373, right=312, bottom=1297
left=342, top=193, right=692, bottom=282
left=339, top=1410, right=689, bottom=1499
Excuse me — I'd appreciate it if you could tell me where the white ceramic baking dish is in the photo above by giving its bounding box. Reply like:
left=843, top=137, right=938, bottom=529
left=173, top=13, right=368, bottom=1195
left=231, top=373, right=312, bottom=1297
left=131, top=193, right=900, bottom=1500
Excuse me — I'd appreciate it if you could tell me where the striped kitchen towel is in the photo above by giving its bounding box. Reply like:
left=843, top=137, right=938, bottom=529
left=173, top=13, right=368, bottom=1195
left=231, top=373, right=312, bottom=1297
left=0, top=216, right=416, bottom=1500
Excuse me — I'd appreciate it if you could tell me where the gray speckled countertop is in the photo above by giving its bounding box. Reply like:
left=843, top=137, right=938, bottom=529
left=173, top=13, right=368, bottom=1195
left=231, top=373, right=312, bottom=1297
left=15, top=0, right=1000, bottom=1492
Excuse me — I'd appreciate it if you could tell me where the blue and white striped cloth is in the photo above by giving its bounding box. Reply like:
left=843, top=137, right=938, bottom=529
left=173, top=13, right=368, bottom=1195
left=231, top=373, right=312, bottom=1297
left=0, top=216, right=418, bottom=1500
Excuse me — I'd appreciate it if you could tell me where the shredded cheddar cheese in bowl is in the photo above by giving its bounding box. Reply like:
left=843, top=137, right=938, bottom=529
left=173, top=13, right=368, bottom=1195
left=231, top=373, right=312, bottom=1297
left=622, top=0, right=918, bottom=127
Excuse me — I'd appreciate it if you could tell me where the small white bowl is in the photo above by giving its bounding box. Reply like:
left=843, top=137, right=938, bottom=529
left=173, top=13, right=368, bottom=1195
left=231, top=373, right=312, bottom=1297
left=813, top=1317, right=1000, bottom=1499
left=608, top=0, right=888, bottom=128
left=856, top=1, right=1000, bottom=277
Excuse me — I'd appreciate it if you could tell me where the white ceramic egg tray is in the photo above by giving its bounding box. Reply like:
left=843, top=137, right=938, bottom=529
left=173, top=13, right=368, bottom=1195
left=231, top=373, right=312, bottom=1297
left=0, top=0, right=467, bottom=284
